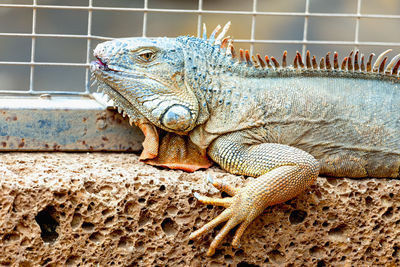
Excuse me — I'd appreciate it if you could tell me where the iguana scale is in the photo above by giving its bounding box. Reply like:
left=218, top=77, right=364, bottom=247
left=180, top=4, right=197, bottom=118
left=91, top=22, right=400, bottom=256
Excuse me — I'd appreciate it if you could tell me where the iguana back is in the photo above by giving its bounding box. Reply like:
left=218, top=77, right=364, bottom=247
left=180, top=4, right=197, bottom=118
left=201, top=69, right=400, bottom=178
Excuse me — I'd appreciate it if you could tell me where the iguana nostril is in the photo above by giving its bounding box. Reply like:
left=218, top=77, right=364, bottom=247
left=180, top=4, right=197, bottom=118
left=161, top=105, right=192, bottom=132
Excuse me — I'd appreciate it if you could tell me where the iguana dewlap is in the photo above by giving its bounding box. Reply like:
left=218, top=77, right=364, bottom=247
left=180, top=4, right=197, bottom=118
left=91, top=22, right=400, bottom=256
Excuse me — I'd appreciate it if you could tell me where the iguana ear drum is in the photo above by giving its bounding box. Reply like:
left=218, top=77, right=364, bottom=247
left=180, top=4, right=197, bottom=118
left=161, top=104, right=192, bottom=132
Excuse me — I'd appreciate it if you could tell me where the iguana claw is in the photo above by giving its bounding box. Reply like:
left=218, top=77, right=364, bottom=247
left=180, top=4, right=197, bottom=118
left=190, top=178, right=255, bottom=256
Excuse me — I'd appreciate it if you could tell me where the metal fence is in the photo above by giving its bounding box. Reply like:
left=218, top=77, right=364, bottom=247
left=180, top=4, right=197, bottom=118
left=1, top=0, right=400, bottom=95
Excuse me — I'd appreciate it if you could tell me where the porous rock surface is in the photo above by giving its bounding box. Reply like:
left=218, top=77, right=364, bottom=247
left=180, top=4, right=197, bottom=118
left=0, top=153, right=399, bottom=266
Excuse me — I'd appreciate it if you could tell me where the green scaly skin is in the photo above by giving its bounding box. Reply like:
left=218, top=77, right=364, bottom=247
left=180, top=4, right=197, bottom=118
left=91, top=22, right=400, bottom=256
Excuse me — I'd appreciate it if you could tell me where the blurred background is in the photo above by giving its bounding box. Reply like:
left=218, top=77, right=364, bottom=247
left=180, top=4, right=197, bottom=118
left=1, top=0, right=400, bottom=93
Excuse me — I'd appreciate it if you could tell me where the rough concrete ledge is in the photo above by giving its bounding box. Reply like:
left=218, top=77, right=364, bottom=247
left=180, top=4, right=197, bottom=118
left=1, top=153, right=400, bottom=266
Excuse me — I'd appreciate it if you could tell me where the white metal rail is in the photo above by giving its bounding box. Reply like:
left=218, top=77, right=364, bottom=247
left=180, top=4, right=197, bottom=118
left=1, top=0, right=400, bottom=95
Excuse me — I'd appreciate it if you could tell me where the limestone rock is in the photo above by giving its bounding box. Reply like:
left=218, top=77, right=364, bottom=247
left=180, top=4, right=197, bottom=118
left=0, top=153, right=399, bottom=266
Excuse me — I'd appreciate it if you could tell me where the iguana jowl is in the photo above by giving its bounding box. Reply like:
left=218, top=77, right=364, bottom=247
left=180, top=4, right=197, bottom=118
left=91, top=22, right=400, bottom=256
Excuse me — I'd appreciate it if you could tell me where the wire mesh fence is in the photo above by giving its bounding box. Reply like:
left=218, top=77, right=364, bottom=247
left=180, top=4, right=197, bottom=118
left=1, top=0, right=400, bottom=95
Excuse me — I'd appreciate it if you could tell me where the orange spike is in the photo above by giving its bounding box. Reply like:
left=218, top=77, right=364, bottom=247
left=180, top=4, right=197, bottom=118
left=379, top=57, right=387, bottom=73
left=392, top=58, right=400, bottom=75
left=367, top=53, right=374, bottom=72
left=293, top=54, right=298, bottom=69
left=239, top=49, right=245, bottom=63
left=306, top=51, right=311, bottom=69
left=341, top=57, right=348, bottom=70
left=296, top=52, right=304, bottom=68
left=333, top=52, right=339, bottom=70
left=271, top=56, right=280, bottom=68
left=325, top=52, right=331, bottom=69
left=257, top=54, right=266, bottom=68
left=354, top=51, right=359, bottom=71
left=312, top=56, right=317, bottom=69
left=282, top=51, right=287, bottom=68
left=245, top=50, right=252, bottom=66
left=265, top=55, right=272, bottom=68
left=251, top=55, right=259, bottom=68
left=319, top=57, right=325, bottom=69
left=230, top=45, right=236, bottom=59
left=361, top=54, right=365, bottom=72
left=347, top=51, right=353, bottom=71
left=220, top=37, right=229, bottom=49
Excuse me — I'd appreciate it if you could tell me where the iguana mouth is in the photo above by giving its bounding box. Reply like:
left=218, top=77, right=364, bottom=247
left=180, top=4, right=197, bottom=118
left=94, top=57, right=119, bottom=72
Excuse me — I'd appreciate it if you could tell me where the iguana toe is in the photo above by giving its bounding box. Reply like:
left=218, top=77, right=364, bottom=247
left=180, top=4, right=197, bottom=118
left=190, top=180, right=262, bottom=256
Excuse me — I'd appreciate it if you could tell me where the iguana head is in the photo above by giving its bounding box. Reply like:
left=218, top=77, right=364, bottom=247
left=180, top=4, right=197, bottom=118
left=92, top=37, right=202, bottom=134
left=91, top=22, right=235, bottom=135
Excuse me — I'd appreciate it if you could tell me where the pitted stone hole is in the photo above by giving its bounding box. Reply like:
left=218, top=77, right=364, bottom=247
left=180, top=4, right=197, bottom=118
left=221, top=191, right=230, bottom=198
left=118, top=236, right=129, bottom=248
left=328, top=224, right=346, bottom=238
left=84, top=181, right=95, bottom=193
left=322, top=206, right=329, bottom=211
left=166, top=206, right=178, bottom=216
left=124, top=201, right=137, bottom=214
left=161, top=218, right=178, bottom=236
left=393, top=246, right=399, bottom=258
left=87, top=201, right=95, bottom=212
left=99, top=185, right=113, bottom=192
left=41, top=258, right=52, bottom=265
left=159, top=185, right=166, bottom=191
left=235, top=249, right=244, bottom=257
left=289, top=210, right=307, bottom=225
left=310, top=246, right=324, bottom=258
left=102, top=208, right=112, bottom=216
left=365, top=196, right=373, bottom=206
left=237, top=261, right=259, bottom=267
left=82, top=222, right=95, bottom=232
left=267, top=250, right=285, bottom=264
left=188, top=197, right=195, bottom=205
left=317, top=260, right=326, bottom=267
left=383, top=207, right=394, bottom=219
left=138, top=211, right=151, bottom=227
left=54, top=192, right=67, bottom=201
left=89, top=232, right=104, bottom=243
left=326, top=178, right=338, bottom=186
left=70, top=213, right=82, bottom=229
left=3, top=233, right=20, bottom=244
left=211, top=249, right=223, bottom=258
left=66, top=255, right=79, bottom=266
left=147, top=199, right=156, bottom=206
left=135, top=240, right=144, bottom=251
left=35, top=205, right=59, bottom=243
left=111, top=229, right=124, bottom=240
left=104, top=216, right=114, bottom=226
left=224, top=255, right=233, bottom=264
left=138, top=198, right=146, bottom=204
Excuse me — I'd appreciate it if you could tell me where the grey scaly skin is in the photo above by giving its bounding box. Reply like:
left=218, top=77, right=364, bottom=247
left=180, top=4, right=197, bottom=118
left=91, top=22, right=400, bottom=256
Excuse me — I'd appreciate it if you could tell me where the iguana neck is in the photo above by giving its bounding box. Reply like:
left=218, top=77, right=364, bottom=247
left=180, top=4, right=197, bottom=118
left=177, top=36, right=264, bottom=124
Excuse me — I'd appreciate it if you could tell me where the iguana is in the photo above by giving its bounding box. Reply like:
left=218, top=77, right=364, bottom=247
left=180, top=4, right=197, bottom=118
left=91, top=22, right=400, bottom=256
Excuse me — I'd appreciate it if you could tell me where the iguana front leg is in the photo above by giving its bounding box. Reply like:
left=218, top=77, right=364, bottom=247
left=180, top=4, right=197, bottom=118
left=189, top=131, right=319, bottom=256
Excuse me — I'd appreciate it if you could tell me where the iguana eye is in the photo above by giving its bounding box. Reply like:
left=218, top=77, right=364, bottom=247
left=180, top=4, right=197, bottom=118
left=138, top=51, right=155, bottom=62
